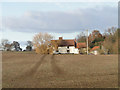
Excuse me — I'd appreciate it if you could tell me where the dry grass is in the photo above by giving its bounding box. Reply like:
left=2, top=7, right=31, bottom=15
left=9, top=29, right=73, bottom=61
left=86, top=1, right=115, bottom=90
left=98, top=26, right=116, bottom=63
left=2, top=52, right=118, bottom=88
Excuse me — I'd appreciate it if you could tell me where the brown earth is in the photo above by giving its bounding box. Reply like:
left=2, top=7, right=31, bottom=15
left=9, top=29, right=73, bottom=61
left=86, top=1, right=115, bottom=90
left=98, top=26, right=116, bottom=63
left=2, top=52, right=118, bottom=88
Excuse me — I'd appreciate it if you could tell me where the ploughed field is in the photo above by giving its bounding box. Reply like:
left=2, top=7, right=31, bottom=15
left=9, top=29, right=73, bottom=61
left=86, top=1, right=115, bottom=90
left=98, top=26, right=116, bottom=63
left=2, top=52, right=118, bottom=88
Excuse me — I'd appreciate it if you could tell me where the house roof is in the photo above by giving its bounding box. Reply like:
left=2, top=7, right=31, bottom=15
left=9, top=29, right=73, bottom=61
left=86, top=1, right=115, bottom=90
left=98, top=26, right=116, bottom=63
left=90, top=46, right=100, bottom=51
left=51, top=39, right=75, bottom=46
left=59, top=40, right=75, bottom=46
left=77, top=43, right=86, bottom=48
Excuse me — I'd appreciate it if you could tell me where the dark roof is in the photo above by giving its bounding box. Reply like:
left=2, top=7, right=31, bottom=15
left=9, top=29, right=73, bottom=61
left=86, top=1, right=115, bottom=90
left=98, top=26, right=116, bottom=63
left=59, top=40, right=75, bottom=46
left=51, top=39, right=75, bottom=46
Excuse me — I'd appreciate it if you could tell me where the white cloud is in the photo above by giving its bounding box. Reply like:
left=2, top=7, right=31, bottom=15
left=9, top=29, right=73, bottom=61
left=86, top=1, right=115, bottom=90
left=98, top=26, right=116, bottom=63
left=2, top=6, right=118, bottom=33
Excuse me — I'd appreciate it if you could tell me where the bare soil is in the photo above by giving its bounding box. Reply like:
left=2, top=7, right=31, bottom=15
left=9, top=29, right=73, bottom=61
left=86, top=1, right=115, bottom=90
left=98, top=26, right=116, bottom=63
left=2, top=52, right=118, bottom=88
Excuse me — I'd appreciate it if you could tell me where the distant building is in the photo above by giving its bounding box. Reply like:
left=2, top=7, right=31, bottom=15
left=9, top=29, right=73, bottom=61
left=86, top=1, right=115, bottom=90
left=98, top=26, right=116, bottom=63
left=90, top=46, right=100, bottom=55
left=90, top=45, right=108, bottom=55
left=51, top=37, right=79, bottom=54
left=77, top=42, right=87, bottom=54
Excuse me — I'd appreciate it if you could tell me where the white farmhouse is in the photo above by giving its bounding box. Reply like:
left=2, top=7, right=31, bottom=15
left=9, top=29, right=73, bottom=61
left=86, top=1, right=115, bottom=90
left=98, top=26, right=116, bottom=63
left=51, top=37, right=79, bottom=54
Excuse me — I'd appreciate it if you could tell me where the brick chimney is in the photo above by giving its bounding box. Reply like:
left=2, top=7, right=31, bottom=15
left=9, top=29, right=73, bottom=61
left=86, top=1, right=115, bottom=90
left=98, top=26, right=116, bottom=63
left=59, top=37, right=63, bottom=40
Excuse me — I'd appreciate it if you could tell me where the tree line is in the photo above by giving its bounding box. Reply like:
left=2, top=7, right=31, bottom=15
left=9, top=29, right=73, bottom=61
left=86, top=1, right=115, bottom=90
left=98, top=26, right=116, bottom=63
left=0, top=27, right=119, bottom=54
left=76, top=27, right=119, bottom=54
left=0, top=40, right=33, bottom=51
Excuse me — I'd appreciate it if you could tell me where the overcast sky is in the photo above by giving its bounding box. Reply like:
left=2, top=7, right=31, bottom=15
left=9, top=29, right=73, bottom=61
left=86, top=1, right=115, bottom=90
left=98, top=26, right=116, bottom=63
left=0, top=1, right=118, bottom=49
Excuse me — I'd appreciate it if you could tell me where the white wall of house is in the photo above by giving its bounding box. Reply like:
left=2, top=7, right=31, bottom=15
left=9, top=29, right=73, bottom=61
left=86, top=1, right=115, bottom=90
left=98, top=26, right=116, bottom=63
left=58, top=46, right=68, bottom=54
left=58, top=46, right=79, bottom=54
left=69, top=46, right=75, bottom=53
left=73, top=48, right=79, bottom=54
left=69, top=46, right=79, bottom=54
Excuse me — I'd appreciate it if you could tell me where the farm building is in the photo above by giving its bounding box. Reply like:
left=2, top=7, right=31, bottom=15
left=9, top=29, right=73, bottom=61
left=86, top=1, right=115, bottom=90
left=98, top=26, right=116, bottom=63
left=77, top=42, right=87, bottom=54
left=51, top=37, right=88, bottom=54
left=90, top=45, right=108, bottom=55
left=90, top=46, right=100, bottom=55
left=51, top=37, right=79, bottom=54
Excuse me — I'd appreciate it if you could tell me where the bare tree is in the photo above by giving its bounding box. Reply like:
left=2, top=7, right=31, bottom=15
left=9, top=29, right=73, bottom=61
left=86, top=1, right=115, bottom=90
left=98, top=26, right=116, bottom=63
left=103, top=27, right=118, bottom=54
left=4, top=44, right=12, bottom=51
left=76, top=32, right=86, bottom=43
left=1, top=39, right=9, bottom=50
left=51, top=40, right=62, bottom=52
left=33, top=32, right=53, bottom=54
